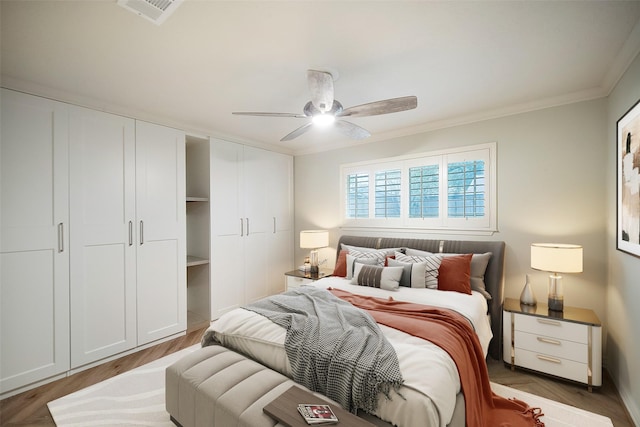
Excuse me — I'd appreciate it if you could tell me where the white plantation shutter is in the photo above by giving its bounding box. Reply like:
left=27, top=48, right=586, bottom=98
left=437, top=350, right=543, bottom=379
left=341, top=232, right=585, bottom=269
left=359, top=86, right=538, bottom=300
left=340, top=143, right=495, bottom=233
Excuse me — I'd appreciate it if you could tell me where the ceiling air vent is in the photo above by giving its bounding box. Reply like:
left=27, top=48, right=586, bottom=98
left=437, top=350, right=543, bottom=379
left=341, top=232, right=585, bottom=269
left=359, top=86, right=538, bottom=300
left=118, top=0, right=183, bottom=25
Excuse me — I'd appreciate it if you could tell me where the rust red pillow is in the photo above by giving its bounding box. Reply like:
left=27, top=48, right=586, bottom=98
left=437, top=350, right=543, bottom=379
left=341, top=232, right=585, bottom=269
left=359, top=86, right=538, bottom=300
left=332, top=249, right=349, bottom=277
left=438, top=254, right=472, bottom=294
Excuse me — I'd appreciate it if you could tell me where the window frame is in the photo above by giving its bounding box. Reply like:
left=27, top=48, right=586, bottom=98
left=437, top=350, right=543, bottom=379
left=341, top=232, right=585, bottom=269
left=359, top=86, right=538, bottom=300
left=340, top=142, right=497, bottom=234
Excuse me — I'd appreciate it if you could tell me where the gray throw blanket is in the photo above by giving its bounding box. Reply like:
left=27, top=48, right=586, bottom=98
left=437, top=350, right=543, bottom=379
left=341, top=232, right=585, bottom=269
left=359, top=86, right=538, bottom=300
left=242, top=287, right=403, bottom=414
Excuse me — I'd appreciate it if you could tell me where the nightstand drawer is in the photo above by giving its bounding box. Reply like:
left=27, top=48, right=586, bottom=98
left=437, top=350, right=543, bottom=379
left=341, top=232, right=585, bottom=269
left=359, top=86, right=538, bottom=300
left=514, top=330, right=588, bottom=363
left=286, top=275, right=314, bottom=290
left=515, top=313, right=588, bottom=344
left=515, top=348, right=588, bottom=384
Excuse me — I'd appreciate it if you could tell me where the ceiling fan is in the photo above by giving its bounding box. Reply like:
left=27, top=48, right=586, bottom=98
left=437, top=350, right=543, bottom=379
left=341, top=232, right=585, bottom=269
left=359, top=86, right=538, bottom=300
left=232, top=70, right=418, bottom=142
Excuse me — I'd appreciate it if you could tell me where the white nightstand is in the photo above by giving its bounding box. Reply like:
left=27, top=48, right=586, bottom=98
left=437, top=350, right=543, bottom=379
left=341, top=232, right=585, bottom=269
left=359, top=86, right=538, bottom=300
left=502, top=297, right=602, bottom=391
left=284, top=269, right=331, bottom=291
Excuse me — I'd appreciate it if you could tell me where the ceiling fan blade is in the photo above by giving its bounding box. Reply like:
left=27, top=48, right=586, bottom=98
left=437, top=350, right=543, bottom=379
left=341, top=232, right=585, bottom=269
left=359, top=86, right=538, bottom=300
left=232, top=112, right=306, bottom=118
left=334, top=120, right=371, bottom=140
left=339, top=96, right=417, bottom=118
left=281, top=122, right=314, bottom=141
left=307, top=70, right=334, bottom=113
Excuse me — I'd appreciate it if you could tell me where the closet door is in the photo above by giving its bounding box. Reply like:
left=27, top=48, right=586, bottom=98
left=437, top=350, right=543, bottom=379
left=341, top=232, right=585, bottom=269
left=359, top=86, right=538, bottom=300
left=242, top=146, right=269, bottom=303
left=210, top=139, right=244, bottom=319
left=135, top=121, right=186, bottom=345
left=265, top=151, right=294, bottom=295
left=0, top=90, right=70, bottom=393
left=69, top=107, right=136, bottom=368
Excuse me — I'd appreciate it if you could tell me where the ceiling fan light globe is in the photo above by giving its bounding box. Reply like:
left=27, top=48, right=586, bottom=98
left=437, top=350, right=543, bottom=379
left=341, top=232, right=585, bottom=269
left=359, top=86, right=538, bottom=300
left=312, top=113, right=335, bottom=127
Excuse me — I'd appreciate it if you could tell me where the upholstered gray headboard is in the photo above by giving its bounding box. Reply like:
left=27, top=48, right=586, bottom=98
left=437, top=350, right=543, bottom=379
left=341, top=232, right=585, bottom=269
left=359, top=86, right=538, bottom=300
left=335, top=235, right=506, bottom=360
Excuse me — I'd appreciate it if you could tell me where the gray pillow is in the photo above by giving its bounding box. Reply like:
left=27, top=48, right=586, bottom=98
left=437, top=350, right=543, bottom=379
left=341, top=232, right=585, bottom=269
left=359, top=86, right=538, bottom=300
left=387, top=258, right=412, bottom=287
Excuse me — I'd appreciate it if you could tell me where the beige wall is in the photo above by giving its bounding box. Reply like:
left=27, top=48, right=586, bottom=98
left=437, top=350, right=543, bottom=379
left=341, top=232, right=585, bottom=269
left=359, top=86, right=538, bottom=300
left=607, top=52, right=640, bottom=425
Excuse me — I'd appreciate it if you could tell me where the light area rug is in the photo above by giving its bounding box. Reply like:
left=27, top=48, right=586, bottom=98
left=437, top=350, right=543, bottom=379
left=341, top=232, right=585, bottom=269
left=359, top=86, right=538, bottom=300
left=48, top=345, right=614, bottom=427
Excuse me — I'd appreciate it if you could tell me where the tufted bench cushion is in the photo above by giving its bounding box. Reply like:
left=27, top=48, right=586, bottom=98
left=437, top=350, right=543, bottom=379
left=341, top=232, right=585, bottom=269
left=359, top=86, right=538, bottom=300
left=165, top=345, right=342, bottom=427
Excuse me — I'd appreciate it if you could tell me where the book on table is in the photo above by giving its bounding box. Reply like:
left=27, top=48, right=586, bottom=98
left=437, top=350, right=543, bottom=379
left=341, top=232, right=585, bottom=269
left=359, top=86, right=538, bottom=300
left=297, top=403, right=339, bottom=425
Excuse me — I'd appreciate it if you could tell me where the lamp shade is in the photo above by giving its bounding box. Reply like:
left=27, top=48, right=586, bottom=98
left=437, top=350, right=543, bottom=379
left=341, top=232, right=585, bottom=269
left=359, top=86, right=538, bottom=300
left=531, top=243, right=583, bottom=273
left=300, top=230, right=329, bottom=249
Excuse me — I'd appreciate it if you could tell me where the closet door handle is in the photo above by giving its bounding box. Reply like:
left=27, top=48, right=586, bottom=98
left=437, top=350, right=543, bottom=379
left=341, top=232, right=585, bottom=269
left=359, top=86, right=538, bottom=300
left=273, top=217, right=276, bottom=234
left=240, top=218, right=244, bottom=236
left=245, top=218, right=250, bottom=236
left=129, top=221, right=133, bottom=246
left=139, top=220, right=144, bottom=245
left=58, top=223, right=64, bottom=253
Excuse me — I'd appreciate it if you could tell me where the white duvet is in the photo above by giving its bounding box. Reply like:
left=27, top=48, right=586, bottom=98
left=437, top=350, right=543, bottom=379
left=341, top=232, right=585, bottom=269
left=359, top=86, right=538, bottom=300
left=206, top=277, right=492, bottom=427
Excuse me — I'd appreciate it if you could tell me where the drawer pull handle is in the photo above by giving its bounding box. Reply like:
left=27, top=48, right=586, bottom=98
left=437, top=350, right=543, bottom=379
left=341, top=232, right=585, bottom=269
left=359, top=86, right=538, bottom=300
left=537, top=319, right=561, bottom=326
left=537, top=337, right=561, bottom=345
left=536, top=355, right=561, bottom=364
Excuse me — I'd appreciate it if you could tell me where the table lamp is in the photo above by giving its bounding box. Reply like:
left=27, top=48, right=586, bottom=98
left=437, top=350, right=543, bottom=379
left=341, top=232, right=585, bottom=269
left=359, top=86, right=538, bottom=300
left=530, top=243, right=583, bottom=312
left=300, top=230, right=329, bottom=274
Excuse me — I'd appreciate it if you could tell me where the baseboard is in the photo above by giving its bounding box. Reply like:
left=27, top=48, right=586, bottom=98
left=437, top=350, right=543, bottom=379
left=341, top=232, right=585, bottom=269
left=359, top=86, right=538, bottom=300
left=616, top=379, right=640, bottom=427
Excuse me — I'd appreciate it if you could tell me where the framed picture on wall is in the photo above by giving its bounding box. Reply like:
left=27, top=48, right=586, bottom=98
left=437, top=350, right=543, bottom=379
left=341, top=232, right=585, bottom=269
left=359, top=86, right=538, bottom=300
left=617, top=98, right=640, bottom=257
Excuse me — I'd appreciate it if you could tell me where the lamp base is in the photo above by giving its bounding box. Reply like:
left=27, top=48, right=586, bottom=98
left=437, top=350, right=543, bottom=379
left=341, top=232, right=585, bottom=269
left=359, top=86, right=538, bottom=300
left=548, top=296, right=564, bottom=311
left=309, top=249, right=319, bottom=274
left=548, top=273, right=564, bottom=312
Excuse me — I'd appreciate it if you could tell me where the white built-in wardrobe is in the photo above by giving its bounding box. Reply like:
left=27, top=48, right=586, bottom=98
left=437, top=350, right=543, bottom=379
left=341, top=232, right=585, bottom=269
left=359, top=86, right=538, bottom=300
left=209, top=138, right=293, bottom=320
left=1, top=89, right=294, bottom=397
left=0, top=89, right=186, bottom=396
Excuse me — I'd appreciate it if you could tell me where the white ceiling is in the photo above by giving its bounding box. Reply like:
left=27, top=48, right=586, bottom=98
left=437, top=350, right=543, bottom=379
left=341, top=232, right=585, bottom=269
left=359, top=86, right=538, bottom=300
left=2, top=1, right=640, bottom=155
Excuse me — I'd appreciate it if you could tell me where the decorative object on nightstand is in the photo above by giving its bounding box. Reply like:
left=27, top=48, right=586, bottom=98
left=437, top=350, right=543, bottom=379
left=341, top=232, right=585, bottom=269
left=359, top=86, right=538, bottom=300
left=530, top=243, right=583, bottom=312
left=300, top=230, right=329, bottom=274
left=519, top=274, right=537, bottom=306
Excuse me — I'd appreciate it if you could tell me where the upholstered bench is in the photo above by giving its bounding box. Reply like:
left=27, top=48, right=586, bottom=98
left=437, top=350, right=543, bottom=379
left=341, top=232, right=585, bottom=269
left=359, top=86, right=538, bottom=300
left=165, top=345, right=364, bottom=427
left=166, top=345, right=393, bottom=427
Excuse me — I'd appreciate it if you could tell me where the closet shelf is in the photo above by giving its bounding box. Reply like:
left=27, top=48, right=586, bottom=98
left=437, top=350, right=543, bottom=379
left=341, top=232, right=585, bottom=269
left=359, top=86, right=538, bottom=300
left=187, top=256, right=209, bottom=267
left=187, top=196, right=209, bottom=202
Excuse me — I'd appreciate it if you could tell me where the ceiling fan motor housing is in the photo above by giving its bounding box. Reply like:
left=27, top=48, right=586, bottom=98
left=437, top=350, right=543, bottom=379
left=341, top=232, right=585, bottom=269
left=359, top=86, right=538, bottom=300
left=303, top=100, right=343, bottom=117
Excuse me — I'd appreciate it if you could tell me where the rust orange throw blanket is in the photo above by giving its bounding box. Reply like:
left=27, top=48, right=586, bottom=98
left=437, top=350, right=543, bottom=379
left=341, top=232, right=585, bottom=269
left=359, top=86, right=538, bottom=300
left=329, top=289, right=544, bottom=427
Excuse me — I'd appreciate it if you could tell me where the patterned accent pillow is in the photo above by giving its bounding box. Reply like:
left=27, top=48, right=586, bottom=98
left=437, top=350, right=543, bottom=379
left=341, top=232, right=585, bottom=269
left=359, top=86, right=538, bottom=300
left=344, top=249, right=389, bottom=279
left=351, top=264, right=403, bottom=291
left=345, top=255, right=379, bottom=279
left=394, top=252, right=443, bottom=289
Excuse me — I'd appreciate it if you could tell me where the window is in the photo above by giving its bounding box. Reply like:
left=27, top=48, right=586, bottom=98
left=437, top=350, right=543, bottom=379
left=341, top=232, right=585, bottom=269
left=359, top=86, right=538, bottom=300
left=375, top=169, right=401, bottom=218
left=447, top=160, right=485, bottom=218
left=408, top=165, right=439, bottom=219
left=340, top=143, right=496, bottom=233
left=346, top=173, right=369, bottom=218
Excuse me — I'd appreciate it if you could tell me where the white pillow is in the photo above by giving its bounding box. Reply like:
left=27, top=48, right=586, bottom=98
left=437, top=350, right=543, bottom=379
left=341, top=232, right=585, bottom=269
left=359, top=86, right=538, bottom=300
left=351, top=264, right=403, bottom=291
left=394, top=252, right=442, bottom=289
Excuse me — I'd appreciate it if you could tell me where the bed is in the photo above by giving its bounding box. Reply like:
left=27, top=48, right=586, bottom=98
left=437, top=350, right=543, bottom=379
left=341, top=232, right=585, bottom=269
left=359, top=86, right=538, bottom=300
left=166, top=235, right=507, bottom=427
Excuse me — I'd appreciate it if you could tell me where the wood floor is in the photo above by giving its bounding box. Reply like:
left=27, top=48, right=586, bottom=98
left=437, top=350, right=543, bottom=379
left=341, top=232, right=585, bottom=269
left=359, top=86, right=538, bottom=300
left=487, top=358, right=635, bottom=427
left=0, top=326, right=206, bottom=427
left=1, top=328, right=634, bottom=427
